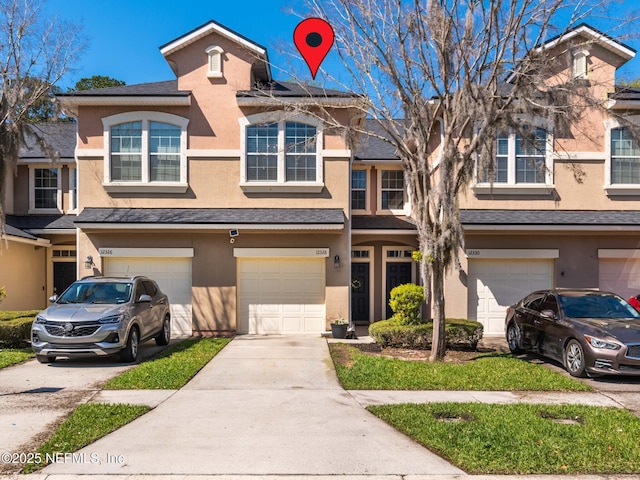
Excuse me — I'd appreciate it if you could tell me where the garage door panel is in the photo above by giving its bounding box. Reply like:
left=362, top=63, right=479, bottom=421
left=237, top=257, right=325, bottom=334
left=600, top=259, right=640, bottom=299
left=104, top=257, right=192, bottom=336
left=469, top=259, right=553, bottom=335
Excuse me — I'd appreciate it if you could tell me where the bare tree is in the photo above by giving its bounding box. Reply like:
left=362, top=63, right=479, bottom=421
left=0, top=0, right=83, bottom=227
left=294, top=0, right=637, bottom=360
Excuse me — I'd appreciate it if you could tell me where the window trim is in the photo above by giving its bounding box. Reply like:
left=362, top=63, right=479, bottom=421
left=351, top=167, right=370, bottom=213
left=206, top=45, right=224, bottom=79
left=102, top=111, right=189, bottom=193
left=29, top=166, right=62, bottom=214
left=67, top=167, right=78, bottom=214
left=239, top=112, right=324, bottom=193
left=473, top=124, right=555, bottom=195
left=604, top=116, right=640, bottom=195
left=572, top=49, right=590, bottom=80
left=377, top=167, right=408, bottom=215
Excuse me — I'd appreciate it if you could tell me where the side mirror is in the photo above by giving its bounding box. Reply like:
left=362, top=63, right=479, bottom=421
left=48, top=294, right=58, bottom=303
left=138, top=294, right=152, bottom=303
left=540, top=309, right=557, bottom=319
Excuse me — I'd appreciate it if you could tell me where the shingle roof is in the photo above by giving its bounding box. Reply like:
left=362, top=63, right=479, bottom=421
left=19, top=123, right=76, bottom=160
left=237, top=80, right=356, bottom=99
left=75, top=208, right=344, bottom=225
left=57, top=80, right=190, bottom=97
left=353, top=119, right=401, bottom=160
left=610, top=85, right=640, bottom=101
left=3, top=224, right=38, bottom=240
left=352, top=215, right=416, bottom=230
left=6, top=215, right=77, bottom=230
left=460, top=209, right=640, bottom=225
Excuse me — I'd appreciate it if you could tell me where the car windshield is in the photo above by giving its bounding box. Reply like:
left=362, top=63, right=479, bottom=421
left=558, top=293, right=640, bottom=319
left=58, top=282, right=132, bottom=304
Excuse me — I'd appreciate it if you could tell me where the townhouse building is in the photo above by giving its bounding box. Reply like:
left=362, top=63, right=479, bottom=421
left=3, top=21, right=640, bottom=338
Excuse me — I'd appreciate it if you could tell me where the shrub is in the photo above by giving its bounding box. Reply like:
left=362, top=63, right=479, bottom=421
left=388, top=283, right=425, bottom=325
left=369, top=317, right=484, bottom=350
left=0, top=316, right=35, bottom=348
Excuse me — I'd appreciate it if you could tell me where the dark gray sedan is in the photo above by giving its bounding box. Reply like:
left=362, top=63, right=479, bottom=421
left=505, top=289, right=640, bottom=377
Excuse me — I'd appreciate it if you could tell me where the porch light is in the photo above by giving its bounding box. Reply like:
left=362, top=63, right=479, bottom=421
left=334, top=255, right=340, bottom=270
left=84, top=255, right=95, bottom=269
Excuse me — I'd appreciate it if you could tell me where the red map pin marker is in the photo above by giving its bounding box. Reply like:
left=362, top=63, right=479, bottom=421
left=294, top=18, right=334, bottom=79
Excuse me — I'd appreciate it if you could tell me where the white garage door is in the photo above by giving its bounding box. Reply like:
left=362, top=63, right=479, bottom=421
left=468, top=259, right=554, bottom=335
left=237, top=257, right=325, bottom=334
left=104, top=257, right=192, bottom=336
left=599, top=259, right=640, bottom=300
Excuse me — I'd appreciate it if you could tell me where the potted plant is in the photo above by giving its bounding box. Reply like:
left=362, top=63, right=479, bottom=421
left=330, top=317, right=348, bottom=339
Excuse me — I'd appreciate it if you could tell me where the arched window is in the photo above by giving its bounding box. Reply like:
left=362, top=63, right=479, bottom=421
left=206, top=45, right=224, bottom=79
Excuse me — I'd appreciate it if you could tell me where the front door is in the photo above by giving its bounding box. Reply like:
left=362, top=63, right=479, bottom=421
left=351, top=263, right=370, bottom=324
left=386, top=262, right=412, bottom=319
left=53, top=262, right=76, bottom=296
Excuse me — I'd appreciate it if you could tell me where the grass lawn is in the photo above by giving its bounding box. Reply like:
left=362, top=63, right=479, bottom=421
left=23, top=403, right=149, bottom=473
left=104, top=337, right=230, bottom=390
left=330, top=343, right=590, bottom=391
left=369, top=402, right=640, bottom=474
left=0, top=348, right=34, bottom=368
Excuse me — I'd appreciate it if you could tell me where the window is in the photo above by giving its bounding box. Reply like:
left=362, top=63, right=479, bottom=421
left=380, top=170, right=405, bottom=210
left=351, top=170, right=367, bottom=210
left=240, top=114, right=324, bottom=192
left=103, top=112, right=189, bottom=192
left=69, top=168, right=78, bottom=212
left=611, top=127, right=640, bottom=184
left=246, top=123, right=278, bottom=181
left=29, top=167, right=61, bottom=213
left=206, top=45, right=224, bottom=79
left=572, top=50, right=589, bottom=80
left=478, top=127, right=551, bottom=190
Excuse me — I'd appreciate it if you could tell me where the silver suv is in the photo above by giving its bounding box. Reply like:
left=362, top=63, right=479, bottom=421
left=32, top=276, right=171, bottom=364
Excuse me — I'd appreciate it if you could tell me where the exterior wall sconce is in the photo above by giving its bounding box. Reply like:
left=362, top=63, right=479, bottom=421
left=84, top=255, right=95, bottom=269
left=334, top=255, right=340, bottom=269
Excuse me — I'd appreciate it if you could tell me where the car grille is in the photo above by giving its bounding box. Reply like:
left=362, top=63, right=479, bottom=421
left=625, top=344, right=640, bottom=360
left=44, top=322, right=101, bottom=338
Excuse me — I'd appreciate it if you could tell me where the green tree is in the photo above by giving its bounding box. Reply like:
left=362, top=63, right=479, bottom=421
left=72, top=75, right=125, bottom=91
left=0, top=0, right=84, bottom=226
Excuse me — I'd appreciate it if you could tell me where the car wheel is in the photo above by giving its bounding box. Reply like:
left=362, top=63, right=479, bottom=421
left=120, top=327, right=139, bottom=363
left=564, top=339, right=586, bottom=377
left=155, top=316, right=170, bottom=346
left=36, top=355, right=55, bottom=364
left=506, top=323, right=523, bottom=354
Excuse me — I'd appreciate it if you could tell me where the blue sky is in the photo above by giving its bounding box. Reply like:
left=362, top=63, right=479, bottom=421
left=45, top=0, right=640, bottom=90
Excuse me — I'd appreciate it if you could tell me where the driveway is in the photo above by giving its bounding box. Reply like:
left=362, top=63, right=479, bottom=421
left=0, top=340, right=170, bottom=474
left=41, top=335, right=464, bottom=476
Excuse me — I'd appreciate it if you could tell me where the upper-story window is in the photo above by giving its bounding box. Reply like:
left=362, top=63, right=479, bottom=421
left=572, top=49, right=590, bottom=80
left=351, top=170, right=367, bottom=211
left=240, top=113, right=324, bottom=192
left=30, top=167, right=61, bottom=213
left=476, top=126, right=552, bottom=193
left=380, top=170, right=405, bottom=211
left=206, top=45, right=224, bottom=79
left=103, top=112, right=189, bottom=193
left=611, top=127, right=640, bottom=184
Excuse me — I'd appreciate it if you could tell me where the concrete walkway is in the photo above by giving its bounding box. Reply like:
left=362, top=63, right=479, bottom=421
left=40, top=336, right=464, bottom=476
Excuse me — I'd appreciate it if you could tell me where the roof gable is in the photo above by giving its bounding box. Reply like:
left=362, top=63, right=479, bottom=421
left=159, top=19, right=271, bottom=82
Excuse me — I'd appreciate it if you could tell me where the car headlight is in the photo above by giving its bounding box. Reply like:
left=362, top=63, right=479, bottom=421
left=35, top=315, right=47, bottom=324
left=99, top=314, right=125, bottom=324
left=584, top=335, right=621, bottom=350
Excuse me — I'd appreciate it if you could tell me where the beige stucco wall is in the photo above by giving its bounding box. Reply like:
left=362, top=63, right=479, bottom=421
left=0, top=240, right=47, bottom=310
left=78, top=228, right=350, bottom=334
left=444, top=232, right=640, bottom=321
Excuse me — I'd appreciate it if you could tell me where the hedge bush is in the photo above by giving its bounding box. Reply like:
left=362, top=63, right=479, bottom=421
left=0, top=311, right=39, bottom=348
left=368, top=317, right=484, bottom=350
left=388, top=283, right=425, bottom=325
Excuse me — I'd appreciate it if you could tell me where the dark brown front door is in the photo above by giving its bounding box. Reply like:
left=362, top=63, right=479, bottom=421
left=385, top=262, right=412, bottom=319
left=351, top=263, right=370, bottom=324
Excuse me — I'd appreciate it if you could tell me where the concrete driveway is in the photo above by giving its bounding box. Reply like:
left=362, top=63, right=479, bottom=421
left=0, top=340, right=170, bottom=473
left=41, top=335, right=464, bottom=476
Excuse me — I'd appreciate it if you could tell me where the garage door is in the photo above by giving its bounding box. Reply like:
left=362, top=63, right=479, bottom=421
left=468, top=259, right=554, bottom=335
left=104, top=257, right=192, bottom=336
left=599, top=259, right=640, bottom=300
left=237, top=257, right=325, bottom=334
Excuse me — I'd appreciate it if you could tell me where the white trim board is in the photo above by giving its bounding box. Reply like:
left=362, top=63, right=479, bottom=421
left=465, top=249, right=560, bottom=259
left=98, top=248, right=195, bottom=258
left=234, top=248, right=330, bottom=258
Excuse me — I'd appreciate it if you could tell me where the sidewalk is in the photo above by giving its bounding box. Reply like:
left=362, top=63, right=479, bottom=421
left=2, top=333, right=639, bottom=480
